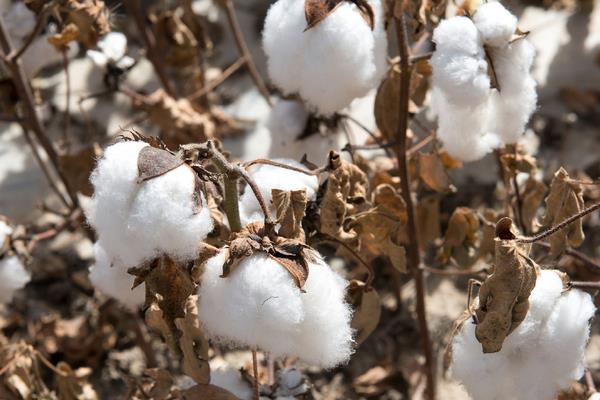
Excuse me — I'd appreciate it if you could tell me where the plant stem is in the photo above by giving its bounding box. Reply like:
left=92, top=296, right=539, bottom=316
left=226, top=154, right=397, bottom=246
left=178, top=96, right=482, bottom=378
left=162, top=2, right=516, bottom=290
left=222, top=0, right=272, bottom=106
left=252, top=348, right=260, bottom=400
left=123, top=0, right=176, bottom=97
left=222, top=175, right=242, bottom=232
left=394, top=9, right=436, bottom=400
left=0, top=19, right=78, bottom=210
left=188, top=56, right=246, bottom=101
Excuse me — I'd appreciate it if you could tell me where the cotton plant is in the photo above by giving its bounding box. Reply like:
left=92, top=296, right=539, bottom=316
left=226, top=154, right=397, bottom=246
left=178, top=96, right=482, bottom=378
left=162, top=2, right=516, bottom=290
left=429, top=1, right=537, bottom=162
left=86, top=31, right=135, bottom=70
left=0, top=220, right=30, bottom=304
left=262, top=0, right=388, bottom=116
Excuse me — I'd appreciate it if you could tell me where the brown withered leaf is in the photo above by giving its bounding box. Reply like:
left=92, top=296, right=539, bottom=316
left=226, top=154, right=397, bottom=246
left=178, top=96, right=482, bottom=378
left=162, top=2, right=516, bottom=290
left=474, top=218, right=539, bottom=353
left=418, top=151, right=454, bottom=193
left=183, top=384, right=240, bottom=400
left=305, top=0, right=374, bottom=31
left=140, top=89, right=215, bottom=145
left=348, top=184, right=408, bottom=273
left=59, top=0, right=110, bottom=48
left=137, top=146, right=185, bottom=183
left=441, top=207, right=480, bottom=267
left=0, top=343, right=37, bottom=399
left=55, top=362, right=97, bottom=400
left=320, top=151, right=369, bottom=242
left=374, top=65, right=401, bottom=142
left=520, top=177, right=547, bottom=233
left=59, top=145, right=100, bottom=196
left=272, top=189, right=308, bottom=241
left=176, top=298, right=210, bottom=384
left=48, top=23, right=80, bottom=48
left=347, top=280, right=381, bottom=345
left=144, top=369, right=174, bottom=399
left=352, top=365, right=398, bottom=397
left=540, top=168, right=585, bottom=258
left=479, top=209, right=500, bottom=258
left=151, top=9, right=198, bottom=67
left=439, top=150, right=463, bottom=170
left=417, top=195, right=441, bottom=248
left=499, top=145, right=537, bottom=183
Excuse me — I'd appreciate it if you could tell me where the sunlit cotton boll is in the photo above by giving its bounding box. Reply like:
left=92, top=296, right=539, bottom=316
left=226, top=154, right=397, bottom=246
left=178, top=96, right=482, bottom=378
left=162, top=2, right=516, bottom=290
left=472, top=1, right=518, bottom=48
left=198, top=250, right=354, bottom=368
left=87, top=31, right=135, bottom=69
left=87, top=141, right=213, bottom=268
left=89, top=242, right=144, bottom=310
left=451, top=270, right=596, bottom=400
left=263, top=0, right=387, bottom=115
left=239, top=157, right=319, bottom=226
left=0, top=256, right=30, bottom=303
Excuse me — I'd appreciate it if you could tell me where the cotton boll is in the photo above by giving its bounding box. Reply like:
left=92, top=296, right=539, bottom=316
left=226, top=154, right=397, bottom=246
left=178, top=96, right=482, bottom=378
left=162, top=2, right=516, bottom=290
left=89, top=242, right=144, bottom=310
left=87, top=32, right=135, bottom=69
left=451, top=270, right=596, bottom=400
left=263, top=0, right=387, bottom=115
left=0, top=256, right=30, bottom=303
left=431, top=17, right=490, bottom=106
left=88, top=141, right=213, bottom=267
left=0, top=220, right=12, bottom=247
left=473, top=2, right=518, bottom=48
left=239, top=158, right=319, bottom=225
left=209, top=366, right=253, bottom=400
left=198, top=250, right=353, bottom=368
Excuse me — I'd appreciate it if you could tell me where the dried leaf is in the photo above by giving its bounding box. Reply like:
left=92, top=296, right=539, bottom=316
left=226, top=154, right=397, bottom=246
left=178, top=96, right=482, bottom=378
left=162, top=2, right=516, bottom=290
left=352, top=365, right=396, bottom=396
left=144, top=369, right=174, bottom=400
left=60, top=0, right=110, bottom=48
left=182, top=384, right=240, bottom=400
left=375, top=65, right=401, bottom=142
left=441, top=207, right=480, bottom=266
left=137, top=146, right=184, bottom=183
left=541, top=167, right=585, bottom=258
left=319, top=151, right=369, bottom=242
left=55, top=362, right=97, bottom=400
left=47, top=23, right=80, bottom=48
left=176, top=298, right=210, bottom=384
left=59, top=145, right=100, bottom=196
left=151, top=9, right=198, bottom=67
left=417, top=195, right=441, bottom=248
left=272, top=189, right=308, bottom=241
left=520, top=177, right=547, bottom=233
left=474, top=218, right=539, bottom=353
left=418, top=151, right=454, bottom=193
left=347, top=280, right=381, bottom=345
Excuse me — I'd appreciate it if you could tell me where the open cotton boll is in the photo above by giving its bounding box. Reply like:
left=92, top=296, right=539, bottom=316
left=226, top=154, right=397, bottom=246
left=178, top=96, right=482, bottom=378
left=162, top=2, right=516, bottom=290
left=198, top=250, right=353, bottom=368
left=89, top=242, right=144, bottom=310
left=473, top=2, right=518, bottom=48
left=451, top=270, right=596, bottom=400
left=0, top=256, right=30, bottom=303
left=88, top=141, right=213, bottom=267
left=263, top=0, right=387, bottom=115
left=87, top=32, right=134, bottom=69
left=210, top=365, right=253, bottom=400
left=239, top=158, right=319, bottom=225
left=431, top=16, right=490, bottom=106
left=0, top=220, right=13, bottom=247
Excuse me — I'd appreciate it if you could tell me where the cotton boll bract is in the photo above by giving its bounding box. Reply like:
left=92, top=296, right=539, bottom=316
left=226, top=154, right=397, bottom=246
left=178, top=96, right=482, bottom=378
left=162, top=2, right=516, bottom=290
left=473, top=2, right=518, bottom=48
left=451, top=270, right=596, bottom=400
left=239, top=157, right=319, bottom=225
left=88, top=141, right=213, bottom=268
left=198, top=250, right=353, bottom=368
left=0, top=256, right=30, bottom=303
left=89, top=242, right=144, bottom=310
left=263, top=0, right=387, bottom=115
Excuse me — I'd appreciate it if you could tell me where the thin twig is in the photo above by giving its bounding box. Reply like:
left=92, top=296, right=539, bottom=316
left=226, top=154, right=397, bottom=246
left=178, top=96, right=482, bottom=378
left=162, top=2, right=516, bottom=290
left=570, top=281, right=600, bottom=290
left=0, top=19, right=78, bottom=209
left=393, top=10, right=436, bottom=400
left=314, top=235, right=374, bottom=287
left=517, top=202, right=600, bottom=244
left=123, top=0, right=176, bottom=96
left=252, top=349, right=260, bottom=400
left=339, top=112, right=393, bottom=158
left=243, top=159, right=328, bottom=176
left=7, top=1, right=55, bottom=62
left=222, top=0, right=272, bottom=106
left=422, top=265, right=486, bottom=277
left=188, top=56, right=246, bottom=101
left=61, top=47, right=71, bottom=148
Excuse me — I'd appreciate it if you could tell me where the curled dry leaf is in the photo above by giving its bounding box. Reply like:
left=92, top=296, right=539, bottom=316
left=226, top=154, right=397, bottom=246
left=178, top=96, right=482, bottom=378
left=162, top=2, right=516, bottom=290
left=347, top=280, right=381, bottom=345
left=441, top=207, right=480, bottom=267
left=474, top=218, right=539, bottom=353
left=176, top=297, right=210, bottom=384
left=348, top=184, right=408, bottom=273
left=50, top=0, right=110, bottom=48
left=319, top=151, right=369, bottom=242
left=374, top=64, right=401, bottom=142
left=59, top=145, right=100, bottom=196
left=182, top=384, right=240, bottom=400
left=272, top=189, right=308, bottom=241
left=143, top=368, right=174, bottom=400
left=417, top=195, right=441, bottom=248
left=520, top=177, right=547, bottom=234
left=541, top=167, right=585, bottom=258
left=151, top=9, right=198, bottom=67
left=139, top=89, right=215, bottom=144
left=304, top=0, right=375, bottom=31
left=499, top=146, right=537, bottom=183
left=418, top=151, right=454, bottom=193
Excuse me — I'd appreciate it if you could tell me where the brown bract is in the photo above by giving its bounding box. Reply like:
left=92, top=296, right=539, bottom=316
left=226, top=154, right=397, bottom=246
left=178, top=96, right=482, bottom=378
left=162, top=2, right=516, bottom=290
left=541, top=167, right=585, bottom=258
left=151, top=10, right=198, bottom=68
left=474, top=217, right=539, bottom=353
left=304, top=0, right=375, bottom=31
left=222, top=222, right=317, bottom=291
left=272, top=188, right=308, bottom=241
left=48, top=0, right=110, bottom=48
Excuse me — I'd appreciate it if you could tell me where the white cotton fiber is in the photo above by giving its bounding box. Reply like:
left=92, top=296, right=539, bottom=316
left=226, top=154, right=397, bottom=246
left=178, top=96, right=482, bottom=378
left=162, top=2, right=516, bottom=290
left=429, top=2, right=538, bottom=162
left=239, top=158, right=319, bottom=226
left=473, top=2, right=518, bottom=48
left=197, top=250, right=354, bottom=368
left=87, top=32, right=135, bottom=69
left=451, top=270, right=596, bottom=400
left=0, top=256, right=30, bottom=303
left=210, top=365, right=253, bottom=400
left=89, top=242, right=144, bottom=310
left=87, top=141, right=213, bottom=268
left=0, top=220, right=12, bottom=247
left=263, top=0, right=387, bottom=115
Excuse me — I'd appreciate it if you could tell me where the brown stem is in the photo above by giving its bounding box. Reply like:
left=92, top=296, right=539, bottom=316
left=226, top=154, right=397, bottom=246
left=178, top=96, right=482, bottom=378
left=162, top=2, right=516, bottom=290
left=586, top=369, right=597, bottom=394
left=422, top=265, right=486, bottom=277
left=7, top=1, right=55, bottom=62
left=243, top=159, right=328, bottom=176
left=0, top=20, right=78, bottom=209
left=123, top=0, right=176, bottom=97
left=252, top=348, right=260, bottom=400
left=512, top=174, right=524, bottom=233
left=61, top=48, right=71, bottom=148
left=517, top=201, right=600, bottom=244
left=222, top=0, right=272, bottom=106
left=188, top=56, right=246, bottom=101
left=394, top=10, right=436, bottom=400
left=570, top=281, right=600, bottom=290
left=533, top=241, right=600, bottom=272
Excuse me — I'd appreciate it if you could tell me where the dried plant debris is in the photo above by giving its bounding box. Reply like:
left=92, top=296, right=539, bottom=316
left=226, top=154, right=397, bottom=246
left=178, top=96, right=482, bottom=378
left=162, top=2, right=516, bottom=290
left=441, top=207, right=480, bottom=267
left=418, top=150, right=455, bottom=193
left=474, top=218, right=539, bottom=353
left=347, top=280, right=381, bottom=345
left=151, top=9, right=198, bottom=67
left=48, top=0, right=111, bottom=48
left=319, top=151, right=369, bottom=242
left=304, top=0, right=375, bottom=31
left=272, top=188, right=308, bottom=241
left=541, top=167, right=585, bottom=258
